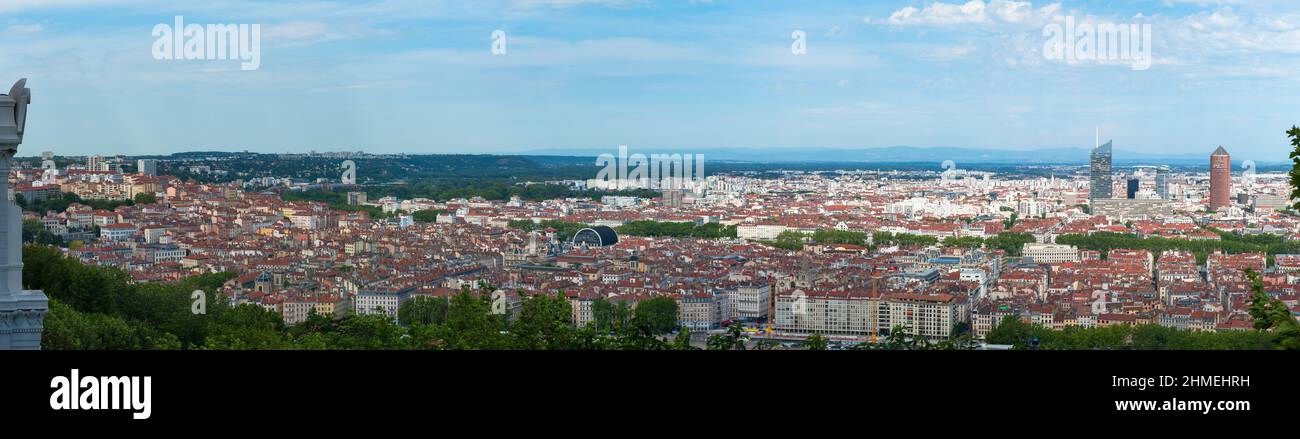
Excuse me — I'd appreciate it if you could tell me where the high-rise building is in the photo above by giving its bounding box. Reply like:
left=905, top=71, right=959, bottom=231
left=137, top=159, right=157, bottom=176
left=86, top=154, right=103, bottom=171
left=1090, top=140, right=1113, bottom=201
left=1210, top=146, right=1231, bottom=210
left=1126, top=178, right=1140, bottom=199
left=662, top=188, right=685, bottom=208
left=1155, top=165, right=1170, bottom=200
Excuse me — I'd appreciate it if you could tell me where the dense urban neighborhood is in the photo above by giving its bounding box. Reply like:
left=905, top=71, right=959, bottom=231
left=17, top=143, right=1300, bottom=349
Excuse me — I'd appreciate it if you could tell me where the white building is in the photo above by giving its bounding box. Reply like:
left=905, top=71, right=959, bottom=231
left=137, top=159, right=157, bottom=176
left=737, top=224, right=787, bottom=240
left=99, top=223, right=136, bottom=241
left=885, top=293, right=966, bottom=340
left=726, top=283, right=770, bottom=321
left=601, top=196, right=639, bottom=208
left=354, top=289, right=410, bottom=319
left=773, top=290, right=880, bottom=340
left=959, top=268, right=988, bottom=298
left=1022, top=243, right=1080, bottom=264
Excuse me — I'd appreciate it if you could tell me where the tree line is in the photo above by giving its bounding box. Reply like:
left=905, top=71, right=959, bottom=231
left=762, top=230, right=1033, bottom=256
left=614, top=220, right=737, bottom=239
left=1055, top=231, right=1300, bottom=264
left=17, top=192, right=153, bottom=214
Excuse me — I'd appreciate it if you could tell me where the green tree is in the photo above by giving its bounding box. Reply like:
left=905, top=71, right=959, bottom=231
left=615, top=220, right=737, bottom=239
left=1289, top=126, right=1300, bottom=210
left=672, top=327, right=697, bottom=350
left=592, top=297, right=632, bottom=333
left=804, top=333, right=829, bottom=350
left=42, top=298, right=181, bottom=350
left=411, top=209, right=442, bottom=223
left=442, top=286, right=510, bottom=350
left=985, top=315, right=1036, bottom=349
left=632, top=296, right=679, bottom=334
left=326, top=314, right=404, bottom=350
left=1246, top=268, right=1300, bottom=350
left=398, top=296, right=448, bottom=326
left=203, top=304, right=291, bottom=349
left=706, top=322, right=748, bottom=350
left=22, top=220, right=64, bottom=246
left=771, top=230, right=806, bottom=251
left=511, top=292, right=576, bottom=350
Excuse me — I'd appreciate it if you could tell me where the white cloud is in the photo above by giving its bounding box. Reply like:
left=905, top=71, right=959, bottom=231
left=1165, top=7, right=1300, bottom=56
left=867, top=1, right=1062, bottom=28
left=510, top=0, right=644, bottom=9
left=866, top=1, right=1300, bottom=74
left=0, top=0, right=122, bottom=14
left=800, top=101, right=929, bottom=117
left=265, top=22, right=329, bottom=41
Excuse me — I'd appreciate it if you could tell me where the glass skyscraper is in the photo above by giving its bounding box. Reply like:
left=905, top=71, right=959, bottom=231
left=1090, top=141, right=1113, bottom=201
left=1155, top=165, right=1170, bottom=200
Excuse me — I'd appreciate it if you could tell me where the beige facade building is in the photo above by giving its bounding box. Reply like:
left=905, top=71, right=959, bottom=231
left=1022, top=243, right=1079, bottom=264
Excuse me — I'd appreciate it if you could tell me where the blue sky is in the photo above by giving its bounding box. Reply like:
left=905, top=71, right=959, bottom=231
left=2, top=0, right=1298, bottom=161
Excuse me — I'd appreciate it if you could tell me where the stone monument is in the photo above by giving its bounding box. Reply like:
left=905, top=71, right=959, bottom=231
left=0, top=78, right=48, bottom=350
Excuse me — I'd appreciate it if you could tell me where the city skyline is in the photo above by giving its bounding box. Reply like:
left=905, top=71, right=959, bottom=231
left=1, top=1, right=1298, bottom=158
left=6, top=3, right=1299, bottom=425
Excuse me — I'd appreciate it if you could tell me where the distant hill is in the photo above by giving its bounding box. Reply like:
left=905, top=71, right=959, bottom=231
left=524, top=146, right=1276, bottom=165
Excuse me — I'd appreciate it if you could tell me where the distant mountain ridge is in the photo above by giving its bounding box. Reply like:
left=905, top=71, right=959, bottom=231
left=523, top=146, right=1278, bottom=165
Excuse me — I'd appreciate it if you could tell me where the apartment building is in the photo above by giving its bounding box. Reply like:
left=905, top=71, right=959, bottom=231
left=1022, top=243, right=1080, bottom=264
left=726, top=283, right=770, bottom=321
left=773, top=290, right=880, bottom=340
left=354, top=288, right=415, bottom=319
left=884, top=293, right=966, bottom=339
left=678, top=292, right=722, bottom=331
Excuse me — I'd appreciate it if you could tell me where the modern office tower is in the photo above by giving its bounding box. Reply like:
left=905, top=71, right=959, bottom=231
left=1210, top=146, right=1231, bottom=210
left=1089, top=140, right=1113, bottom=201
left=1155, top=165, right=1170, bottom=200
left=1126, top=178, right=1140, bottom=199
left=137, top=158, right=157, bottom=176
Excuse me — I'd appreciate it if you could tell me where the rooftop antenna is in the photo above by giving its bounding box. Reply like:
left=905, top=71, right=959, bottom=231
left=1095, top=126, right=1100, bottom=149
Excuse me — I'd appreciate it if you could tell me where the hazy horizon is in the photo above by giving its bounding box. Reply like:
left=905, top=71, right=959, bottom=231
left=4, top=0, right=1299, bottom=160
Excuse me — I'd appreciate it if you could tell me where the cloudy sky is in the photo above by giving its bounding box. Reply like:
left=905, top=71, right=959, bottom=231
left=2, top=0, right=1298, bottom=161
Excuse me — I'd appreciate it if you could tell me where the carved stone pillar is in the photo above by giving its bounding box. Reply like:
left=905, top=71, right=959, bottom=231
left=0, top=78, right=48, bottom=350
